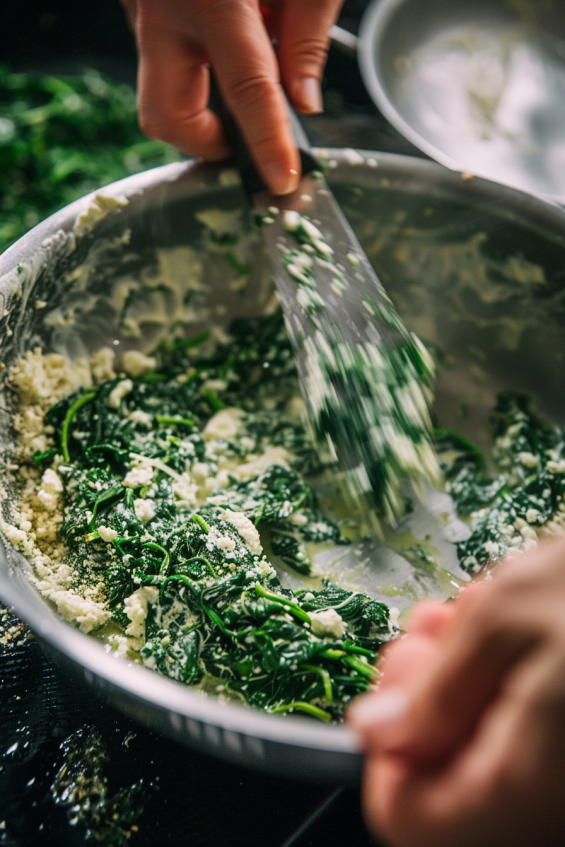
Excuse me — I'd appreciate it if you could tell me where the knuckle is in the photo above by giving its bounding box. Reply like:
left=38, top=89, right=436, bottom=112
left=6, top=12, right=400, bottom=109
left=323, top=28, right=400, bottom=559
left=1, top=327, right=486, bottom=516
left=139, top=101, right=200, bottom=142
left=287, top=35, right=328, bottom=69
left=225, top=73, right=276, bottom=110
left=302, top=0, right=342, bottom=23
left=252, top=128, right=287, bottom=152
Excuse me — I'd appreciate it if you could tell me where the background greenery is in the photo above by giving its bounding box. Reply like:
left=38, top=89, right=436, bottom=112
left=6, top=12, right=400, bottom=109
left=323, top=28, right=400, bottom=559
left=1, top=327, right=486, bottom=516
left=0, top=67, right=183, bottom=253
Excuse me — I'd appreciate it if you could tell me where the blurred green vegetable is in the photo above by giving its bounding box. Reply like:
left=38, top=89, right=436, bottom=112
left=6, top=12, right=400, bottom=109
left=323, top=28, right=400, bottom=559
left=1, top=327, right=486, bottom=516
left=0, top=66, right=183, bottom=252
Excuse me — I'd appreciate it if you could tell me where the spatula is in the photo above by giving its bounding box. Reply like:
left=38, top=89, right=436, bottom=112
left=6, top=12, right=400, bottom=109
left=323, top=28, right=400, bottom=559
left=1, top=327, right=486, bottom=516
left=212, top=84, right=440, bottom=529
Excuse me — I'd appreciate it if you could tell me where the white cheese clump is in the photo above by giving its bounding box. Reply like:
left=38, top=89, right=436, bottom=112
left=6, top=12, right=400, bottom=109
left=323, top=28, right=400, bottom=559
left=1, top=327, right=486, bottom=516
left=309, top=608, right=347, bottom=638
left=191, top=462, right=210, bottom=482
left=1, top=523, right=28, bottom=545
left=134, top=498, right=157, bottom=523
left=48, top=589, right=110, bottom=634
left=221, top=509, right=262, bottom=556
left=202, top=379, right=227, bottom=392
left=256, top=559, right=277, bottom=579
left=124, top=586, right=159, bottom=639
left=518, top=452, right=539, bottom=469
left=234, top=446, right=291, bottom=481
left=98, top=525, right=118, bottom=542
left=172, top=474, right=198, bottom=507
left=129, top=409, right=152, bottom=427
left=343, top=148, right=365, bottom=165
left=289, top=510, right=308, bottom=527
left=215, top=534, right=236, bottom=552
left=10, top=349, right=91, bottom=408
left=74, top=191, right=128, bottom=235
left=37, top=469, right=63, bottom=511
left=121, top=350, right=156, bottom=378
left=90, top=347, right=116, bottom=384
left=123, top=461, right=154, bottom=488
left=108, top=378, right=133, bottom=409
left=203, top=408, right=243, bottom=441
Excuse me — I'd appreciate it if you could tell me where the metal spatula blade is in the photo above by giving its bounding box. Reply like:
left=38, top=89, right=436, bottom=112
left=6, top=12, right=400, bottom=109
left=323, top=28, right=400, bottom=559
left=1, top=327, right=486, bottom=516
left=253, top=165, right=439, bottom=526
left=212, top=80, right=439, bottom=525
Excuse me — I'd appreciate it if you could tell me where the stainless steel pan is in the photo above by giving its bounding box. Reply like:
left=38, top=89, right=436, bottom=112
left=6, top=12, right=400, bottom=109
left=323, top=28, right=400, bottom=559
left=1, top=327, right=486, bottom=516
left=2, top=151, right=565, bottom=783
left=332, top=0, right=565, bottom=202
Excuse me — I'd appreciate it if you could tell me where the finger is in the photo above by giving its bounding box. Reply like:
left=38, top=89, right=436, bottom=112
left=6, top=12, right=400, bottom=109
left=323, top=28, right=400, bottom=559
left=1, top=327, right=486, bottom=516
left=362, top=753, right=416, bottom=847
left=379, top=633, right=441, bottom=690
left=459, top=642, right=565, bottom=794
left=371, top=648, right=565, bottom=847
left=360, top=576, right=541, bottom=762
left=136, top=21, right=229, bottom=160
left=349, top=591, right=484, bottom=747
left=349, top=633, right=442, bottom=750
left=359, top=547, right=565, bottom=847
left=276, top=0, right=341, bottom=113
left=405, top=599, right=456, bottom=638
left=349, top=601, right=458, bottom=746
left=205, top=4, right=300, bottom=194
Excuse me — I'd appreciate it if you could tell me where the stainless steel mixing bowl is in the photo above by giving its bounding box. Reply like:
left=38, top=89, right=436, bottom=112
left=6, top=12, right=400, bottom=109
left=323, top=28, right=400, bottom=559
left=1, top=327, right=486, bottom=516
left=2, top=151, right=565, bottom=784
left=357, top=0, right=565, bottom=202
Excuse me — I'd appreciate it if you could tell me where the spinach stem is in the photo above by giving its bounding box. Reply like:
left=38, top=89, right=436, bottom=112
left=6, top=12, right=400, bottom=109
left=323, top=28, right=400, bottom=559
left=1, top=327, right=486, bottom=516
left=343, top=655, right=377, bottom=679
left=255, top=585, right=311, bottom=623
left=301, top=664, right=333, bottom=704
left=190, top=514, right=210, bottom=533
left=155, top=415, right=194, bottom=428
left=183, top=555, right=218, bottom=578
left=160, top=330, right=210, bottom=352
left=89, top=485, right=124, bottom=530
left=320, top=648, right=346, bottom=660
left=143, top=542, right=170, bottom=575
left=61, top=392, right=96, bottom=462
left=342, top=641, right=374, bottom=657
left=201, top=388, right=225, bottom=411
left=271, top=702, right=332, bottom=722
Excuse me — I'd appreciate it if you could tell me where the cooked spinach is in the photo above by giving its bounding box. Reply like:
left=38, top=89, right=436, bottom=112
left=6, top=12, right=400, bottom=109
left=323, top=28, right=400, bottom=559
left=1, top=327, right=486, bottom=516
left=36, top=314, right=394, bottom=721
left=438, top=393, right=565, bottom=573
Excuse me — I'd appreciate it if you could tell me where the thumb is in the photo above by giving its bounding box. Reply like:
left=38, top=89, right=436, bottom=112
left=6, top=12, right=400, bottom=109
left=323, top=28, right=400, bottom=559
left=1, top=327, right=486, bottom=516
left=351, top=583, right=536, bottom=763
left=276, top=0, right=342, bottom=114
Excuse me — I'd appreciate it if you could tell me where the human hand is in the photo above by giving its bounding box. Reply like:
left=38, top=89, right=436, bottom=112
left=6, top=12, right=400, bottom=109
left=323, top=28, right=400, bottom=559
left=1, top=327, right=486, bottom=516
left=120, top=0, right=342, bottom=194
left=348, top=538, right=565, bottom=847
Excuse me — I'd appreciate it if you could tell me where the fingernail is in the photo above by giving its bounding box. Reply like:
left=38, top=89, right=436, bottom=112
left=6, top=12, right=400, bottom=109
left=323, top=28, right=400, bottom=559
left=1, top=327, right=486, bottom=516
left=261, top=161, right=300, bottom=196
left=294, top=77, right=323, bottom=114
left=348, top=689, right=409, bottom=735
